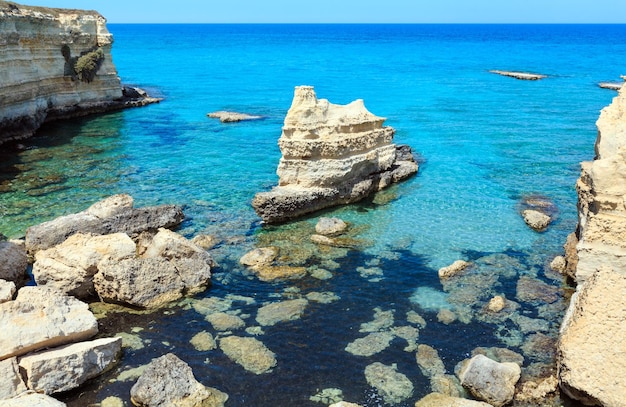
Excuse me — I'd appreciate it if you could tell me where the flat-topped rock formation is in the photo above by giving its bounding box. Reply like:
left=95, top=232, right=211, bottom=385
left=207, top=111, right=262, bottom=123
left=557, top=81, right=626, bottom=406
left=489, top=70, right=546, bottom=80
left=252, top=86, right=418, bottom=223
left=599, top=82, right=622, bottom=91
left=0, top=2, right=158, bottom=144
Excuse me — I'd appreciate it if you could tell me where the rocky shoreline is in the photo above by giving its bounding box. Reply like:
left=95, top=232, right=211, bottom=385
left=0, top=2, right=159, bottom=144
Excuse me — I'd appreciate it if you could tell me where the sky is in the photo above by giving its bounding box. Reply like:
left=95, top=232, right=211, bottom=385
left=18, top=0, right=626, bottom=24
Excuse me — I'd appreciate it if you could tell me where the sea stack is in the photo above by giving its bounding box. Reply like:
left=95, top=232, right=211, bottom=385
left=0, top=2, right=156, bottom=144
left=252, top=86, right=418, bottom=223
left=557, top=82, right=626, bottom=405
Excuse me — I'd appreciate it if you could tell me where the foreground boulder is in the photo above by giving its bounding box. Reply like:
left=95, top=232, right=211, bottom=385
left=25, top=194, right=183, bottom=255
left=0, top=287, right=98, bottom=360
left=93, top=228, right=213, bottom=308
left=18, top=337, right=122, bottom=394
left=252, top=86, right=418, bottom=223
left=1, top=393, right=66, bottom=406
left=130, top=353, right=228, bottom=407
left=457, top=354, right=520, bottom=407
left=0, top=357, right=27, bottom=399
left=32, top=232, right=136, bottom=298
left=558, top=267, right=626, bottom=406
left=415, top=393, right=491, bottom=407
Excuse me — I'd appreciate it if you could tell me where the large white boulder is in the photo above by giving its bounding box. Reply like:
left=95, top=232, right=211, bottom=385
left=0, top=393, right=66, bottom=406
left=457, top=354, right=520, bottom=407
left=130, top=353, right=228, bottom=407
left=0, top=279, right=16, bottom=304
left=32, top=232, right=136, bottom=298
left=18, top=337, right=122, bottom=394
left=0, top=287, right=98, bottom=360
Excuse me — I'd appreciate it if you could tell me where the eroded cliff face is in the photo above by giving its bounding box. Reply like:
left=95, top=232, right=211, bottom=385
left=252, top=86, right=418, bottom=223
left=558, top=83, right=626, bottom=406
left=0, top=2, right=123, bottom=143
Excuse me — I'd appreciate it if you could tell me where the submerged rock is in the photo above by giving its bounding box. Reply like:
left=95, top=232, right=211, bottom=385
left=364, top=362, right=414, bottom=404
left=252, top=86, right=418, bottom=223
left=345, top=332, right=394, bottom=357
left=219, top=336, right=276, bottom=374
left=205, top=312, right=246, bottom=331
left=239, top=247, right=278, bottom=267
left=131, top=353, right=227, bottom=407
left=190, top=331, right=217, bottom=351
left=315, top=217, right=348, bottom=236
left=457, top=354, right=521, bottom=407
left=256, top=298, right=308, bottom=326
left=416, top=344, right=446, bottom=378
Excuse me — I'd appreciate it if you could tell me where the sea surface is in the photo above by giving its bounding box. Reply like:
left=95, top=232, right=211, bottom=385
left=1, top=24, right=625, bottom=406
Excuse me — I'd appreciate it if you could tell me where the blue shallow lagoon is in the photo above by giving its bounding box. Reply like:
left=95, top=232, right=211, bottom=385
left=1, top=24, right=625, bottom=406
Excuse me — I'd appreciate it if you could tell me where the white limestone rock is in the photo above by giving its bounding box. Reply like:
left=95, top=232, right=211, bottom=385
left=25, top=194, right=184, bottom=255
left=0, top=279, right=16, bottom=304
left=0, top=357, right=27, bottom=399
left=32, top=232, right=136, bottom=298
left=558, top=267, right=626, bottom=407
left=18, top=337, right=122, bottom=394
left=415, top=393, right=491, bottom=407
left=315, top=217, right=348, bottom=236
left=0, top=393, right=67, bottom=406
left=522, top=209, right=551, bottom=231
left=252, top=86, right=418, bottom=223
left=457, top=354, right=521, bottom=407
left=130, top=353, right=228, bottom=407
left=207, top=111, right=262, bottom=123
left=0, top=286, right=98, bottom=360
left=438, top=260, right=471, bottom=279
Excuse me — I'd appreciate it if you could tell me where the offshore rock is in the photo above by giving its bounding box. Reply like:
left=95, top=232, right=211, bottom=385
left=558, top=267, right=626, bottom=406
left=489, top=70, right=547, bottom=80
left=252, top=86, right=418, bottom=223
left=457, top=354, right=521, bottom=407
left=0, top=3, right=159, bottom=144
left=32, top=232, right=136, bottom=298
left=438, top=260, right=471, bottom=280
left=207, top=111, right=262, bottom=123
left=130, top=353, right=228, bottom=407
left=18, top=337, right=121, bottom=394
left=522, top=209, right=551, bottom=231
left=0, top=286, right=98, bottom=360
left=25, top=194, right=184, bottom=255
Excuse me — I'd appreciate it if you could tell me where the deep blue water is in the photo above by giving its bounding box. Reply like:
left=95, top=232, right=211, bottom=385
left=1, top=24, right=625, bottom=406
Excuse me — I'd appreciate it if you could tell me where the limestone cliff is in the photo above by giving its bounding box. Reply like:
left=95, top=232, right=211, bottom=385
left=0, top=2, right=154, bottom=144
left=252, top=86, right=418, bottom=223
left=558, top=82, right=626, bottom=406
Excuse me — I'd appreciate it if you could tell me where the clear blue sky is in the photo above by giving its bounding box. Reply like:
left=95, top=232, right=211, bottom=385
left=20, top=0, right=626, bottom=23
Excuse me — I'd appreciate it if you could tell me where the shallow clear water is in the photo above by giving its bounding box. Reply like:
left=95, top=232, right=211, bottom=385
left=1, top=24, right=624, bottom=406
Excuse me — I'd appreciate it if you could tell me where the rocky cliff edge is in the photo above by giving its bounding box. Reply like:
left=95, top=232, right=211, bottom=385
left=0, top=2, right=157, bottom=144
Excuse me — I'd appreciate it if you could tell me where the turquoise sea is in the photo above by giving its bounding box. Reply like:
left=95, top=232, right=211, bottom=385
left=1, top=24, right=625, bottom=406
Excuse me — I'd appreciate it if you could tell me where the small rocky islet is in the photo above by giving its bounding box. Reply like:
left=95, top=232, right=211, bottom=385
left=1, top=2, right=625, bottom=407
